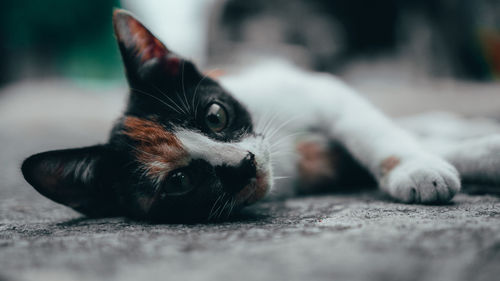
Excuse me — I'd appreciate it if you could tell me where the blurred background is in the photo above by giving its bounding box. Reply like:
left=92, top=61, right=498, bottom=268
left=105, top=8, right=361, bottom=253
left=1, top=0, right=499, bottom=86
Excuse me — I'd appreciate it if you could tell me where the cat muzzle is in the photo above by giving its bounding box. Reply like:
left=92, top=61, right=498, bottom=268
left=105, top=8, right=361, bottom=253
left=215, top=152, right=257, bottom=194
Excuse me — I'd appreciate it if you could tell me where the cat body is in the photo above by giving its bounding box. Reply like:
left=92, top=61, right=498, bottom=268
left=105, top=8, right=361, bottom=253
left=222, top=61, right=461, bottom=202
left=21, top=10, right=500, bottom=222
left=224, top=60, right=500, bottom=196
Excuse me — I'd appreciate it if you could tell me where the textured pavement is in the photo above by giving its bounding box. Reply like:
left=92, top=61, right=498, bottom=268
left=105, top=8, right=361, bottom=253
left=2, top=190, right=500, bottom=281
left=1, top=80, right=500, bottom=281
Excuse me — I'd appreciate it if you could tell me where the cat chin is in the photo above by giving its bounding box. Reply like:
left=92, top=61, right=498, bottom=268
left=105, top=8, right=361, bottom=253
left=235, top=170, right=271, bottom=205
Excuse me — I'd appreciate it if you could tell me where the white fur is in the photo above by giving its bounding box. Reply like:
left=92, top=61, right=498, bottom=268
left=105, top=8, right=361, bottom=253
left=175, top=129, right=273, bottom=188
left=398, top=113, right=500, bottom=184
left=429, top=134, right=500, bottom=184
left=176, top=129, right=248, bottom=167
left=221, top=60, right=465, bottom=203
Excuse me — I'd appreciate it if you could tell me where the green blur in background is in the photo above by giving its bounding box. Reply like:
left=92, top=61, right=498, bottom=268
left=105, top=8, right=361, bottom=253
left=0, top=0, right=498, bottom=87
left=0, top=0, right=123, bottom=85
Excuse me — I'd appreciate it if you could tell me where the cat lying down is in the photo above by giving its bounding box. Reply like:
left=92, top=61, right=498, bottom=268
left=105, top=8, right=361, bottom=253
left=21, top=9, right=500, bottom=222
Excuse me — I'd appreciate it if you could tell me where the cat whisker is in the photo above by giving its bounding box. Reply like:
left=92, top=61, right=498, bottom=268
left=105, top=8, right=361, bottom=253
left=223, top=196, right=235, bottom=219
left=216, top=196, right=231, bottom=220
left=222, top=198, right=232, bottom=219
left=192, top=68, right=220, bottom=118
left=269, top=133, right=304, bottom=151
left=273, top=176, right=291, bottom=180
left=180, top=61, right=192, bottom=114
left=222, top=198, right=231, bottom=220
left=210, top=193, right=229, bottom=221
left=208, top=196, right=221, bottom=221
left=256, top=109, right=274, bottom=133
left=226, top=197, right=236, bottom=219
left=151, top=85, right=188, bottom=115
left=255, top=110, right=274, bottom=136
left=261, top=111, right=281, bottom=136
left=130, top=87, right=183, bottom=115
left=270, top=146, right=295, bottom=153
left=175, top=90, right=192, bottom=115
left=255, top=110, right=268, bottom=132
left=208, top=194, right=224, bottom=221
left=266, top=115, right=305, bottom=141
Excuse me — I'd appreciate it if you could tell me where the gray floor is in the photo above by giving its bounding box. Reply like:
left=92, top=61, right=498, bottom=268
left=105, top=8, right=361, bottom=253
left=1, top=79, right=500, bottom=281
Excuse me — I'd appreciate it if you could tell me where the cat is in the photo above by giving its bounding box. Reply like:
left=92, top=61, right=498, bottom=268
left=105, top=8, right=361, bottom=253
left=21, top=9, right=500, bottom=222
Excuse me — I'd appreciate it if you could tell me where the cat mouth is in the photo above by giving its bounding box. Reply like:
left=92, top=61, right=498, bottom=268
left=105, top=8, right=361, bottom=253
left=234, top=170, right=270, bottom=205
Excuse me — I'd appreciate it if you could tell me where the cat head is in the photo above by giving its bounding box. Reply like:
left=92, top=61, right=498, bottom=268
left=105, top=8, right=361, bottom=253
left=21, top=9, right=273, bottom=222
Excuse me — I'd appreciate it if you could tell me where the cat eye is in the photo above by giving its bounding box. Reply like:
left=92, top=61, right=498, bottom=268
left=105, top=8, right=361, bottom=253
left=205, top=103, right=228, bottom=133
left=163, top=170, right=193, bottom=196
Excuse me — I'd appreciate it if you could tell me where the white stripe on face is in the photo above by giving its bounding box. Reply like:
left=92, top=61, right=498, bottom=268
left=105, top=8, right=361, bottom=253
left=174, top=129, right=251, bottom=167
left=174, top=128, right=273, bottom=195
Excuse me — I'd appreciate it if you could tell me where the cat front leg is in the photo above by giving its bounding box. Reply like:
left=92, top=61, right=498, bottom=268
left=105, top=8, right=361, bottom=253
left=326, top=86, right=461, bottom=203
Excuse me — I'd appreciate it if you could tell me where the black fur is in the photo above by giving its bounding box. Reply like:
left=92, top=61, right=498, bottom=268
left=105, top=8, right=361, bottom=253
left=21, top=9, right=255, bottom=222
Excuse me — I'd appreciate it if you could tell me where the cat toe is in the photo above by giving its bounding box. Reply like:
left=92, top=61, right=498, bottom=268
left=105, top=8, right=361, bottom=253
left=412, top=169, right=460, bottom=203
left=382, top=157, right=461, bottom=204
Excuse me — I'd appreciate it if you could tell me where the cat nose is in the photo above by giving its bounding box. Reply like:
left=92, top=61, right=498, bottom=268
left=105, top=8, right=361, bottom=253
left=215, top=152, right=257, bottom=194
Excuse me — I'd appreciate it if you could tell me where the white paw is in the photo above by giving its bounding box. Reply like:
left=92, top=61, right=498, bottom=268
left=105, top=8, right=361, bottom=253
left=380, top=156, right=461, bottom=204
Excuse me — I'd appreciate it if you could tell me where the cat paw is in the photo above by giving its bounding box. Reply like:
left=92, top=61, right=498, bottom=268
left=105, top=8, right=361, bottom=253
left=380, top=156, right=461, bottom=204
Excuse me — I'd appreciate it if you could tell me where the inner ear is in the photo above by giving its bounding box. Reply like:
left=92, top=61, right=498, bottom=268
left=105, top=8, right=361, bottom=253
left=113, top=9, right=181, bottom=80
left=21, top=145, right=121, bottom=217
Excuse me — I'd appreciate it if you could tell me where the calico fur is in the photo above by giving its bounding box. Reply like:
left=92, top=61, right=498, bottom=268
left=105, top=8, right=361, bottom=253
left=21, top=9, right=500, bottom=222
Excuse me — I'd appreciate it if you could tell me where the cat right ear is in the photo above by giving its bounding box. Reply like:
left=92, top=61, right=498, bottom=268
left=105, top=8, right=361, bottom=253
left=112, top=9, right=182, bottom=85
left=21, top=145, right=122, bottom=217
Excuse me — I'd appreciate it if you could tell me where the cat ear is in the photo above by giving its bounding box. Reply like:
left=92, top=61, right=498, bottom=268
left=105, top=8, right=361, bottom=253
left=21, top=145, right=121, bottom=217
left=113, top=9, right=184, bottom=85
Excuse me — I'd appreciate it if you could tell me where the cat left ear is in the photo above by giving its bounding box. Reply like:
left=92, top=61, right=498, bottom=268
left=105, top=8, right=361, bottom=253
left=113, top=9, right=182, bottom=83
left=21, top=145, right=121, bottom=217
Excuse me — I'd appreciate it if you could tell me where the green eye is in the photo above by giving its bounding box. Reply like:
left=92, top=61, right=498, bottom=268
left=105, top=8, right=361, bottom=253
left=205, top=103, right=228, bottom=133
left=164, top=171, right=192, bottom=196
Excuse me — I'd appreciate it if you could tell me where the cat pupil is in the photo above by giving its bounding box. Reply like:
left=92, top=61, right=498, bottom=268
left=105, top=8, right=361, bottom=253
left=165, top=171, right=192, bottom=196
left=205, top=103, right=227, bottom=132
left=207, top=115, right=219, bottom=124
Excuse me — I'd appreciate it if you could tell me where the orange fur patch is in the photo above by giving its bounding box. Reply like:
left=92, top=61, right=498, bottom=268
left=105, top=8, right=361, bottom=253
left=113, top=10, right=180, bottom=75
left=380, top=156, right=400, bottom=176
left=123, top=116, right=189, bottom=176
left=296, top=141, right=336, bottom=181
left=126, top=18, right=167, bottom=63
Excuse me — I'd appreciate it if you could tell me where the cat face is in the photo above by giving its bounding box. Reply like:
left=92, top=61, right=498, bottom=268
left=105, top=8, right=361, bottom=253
left=21, top=9, right=272, bottom=222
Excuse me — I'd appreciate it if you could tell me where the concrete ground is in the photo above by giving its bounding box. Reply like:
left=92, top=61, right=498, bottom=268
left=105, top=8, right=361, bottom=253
left=1, top=78, right=500, bottom=281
